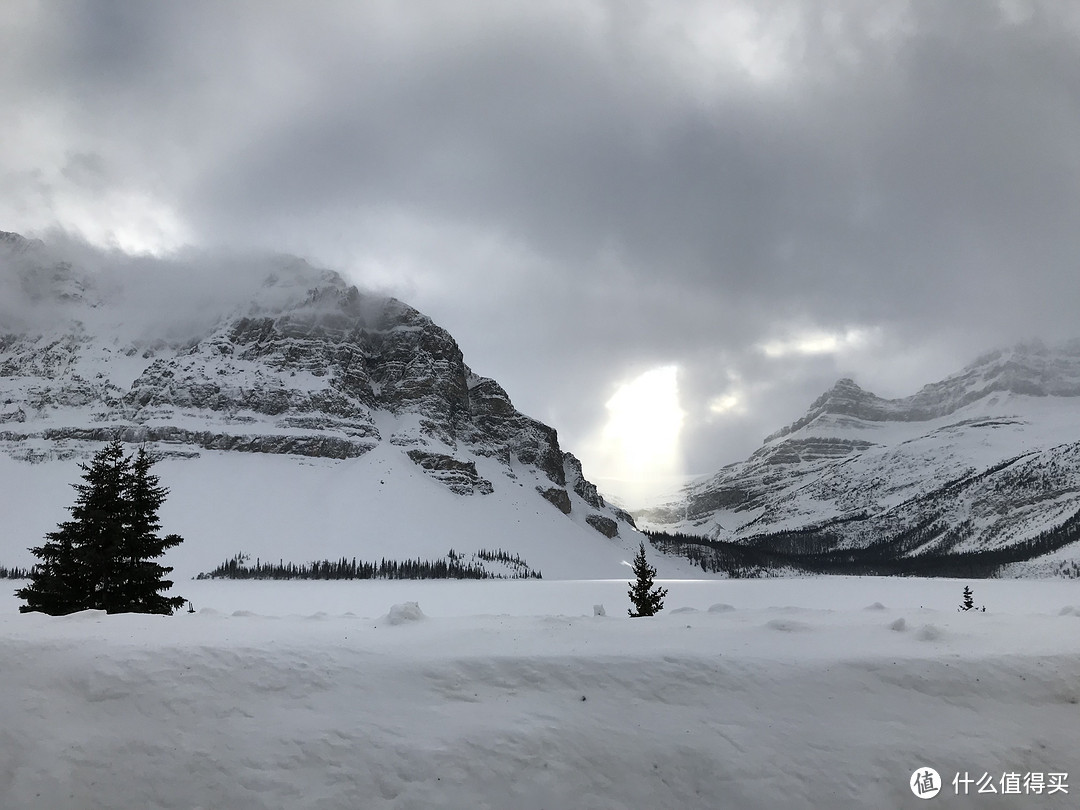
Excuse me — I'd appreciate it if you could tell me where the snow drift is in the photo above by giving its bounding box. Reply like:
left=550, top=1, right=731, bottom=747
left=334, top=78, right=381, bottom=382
left=1, top=577, right=1077, bottom=809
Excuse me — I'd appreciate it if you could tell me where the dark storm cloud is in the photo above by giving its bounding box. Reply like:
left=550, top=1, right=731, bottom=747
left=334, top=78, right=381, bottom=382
left=4, top=0, right=1080, bottom=499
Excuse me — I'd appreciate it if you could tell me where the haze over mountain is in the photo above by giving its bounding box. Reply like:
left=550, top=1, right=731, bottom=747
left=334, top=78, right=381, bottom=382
left=639, top=342, right=1080, bottom=576
left=6, top=228, right=1080, bottom=580
left=0, top=231, right=654, bottom=580
left=6, top=3, right=1080, bottom=508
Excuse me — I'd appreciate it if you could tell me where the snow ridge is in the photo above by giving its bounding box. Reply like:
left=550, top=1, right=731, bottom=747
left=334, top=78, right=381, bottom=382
left=640, top=343, right=1080, bottom=574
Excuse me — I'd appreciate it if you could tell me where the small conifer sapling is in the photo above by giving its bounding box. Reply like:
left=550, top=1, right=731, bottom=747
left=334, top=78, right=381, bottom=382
left=628, top=541, right=668, bottom=618
left=958, top=585, right=984, bottom=612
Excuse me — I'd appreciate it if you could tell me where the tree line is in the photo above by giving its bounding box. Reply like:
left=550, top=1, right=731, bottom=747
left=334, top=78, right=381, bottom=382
left=196, top=548, right=542, bottom=581
left=648, top=505, right=1080, bottom=579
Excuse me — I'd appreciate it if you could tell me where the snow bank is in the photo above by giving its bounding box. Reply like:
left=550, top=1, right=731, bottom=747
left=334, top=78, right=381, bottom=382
left=2, top=578, right=1078, bottom=809
left=384, top=601, right=426, bottom=625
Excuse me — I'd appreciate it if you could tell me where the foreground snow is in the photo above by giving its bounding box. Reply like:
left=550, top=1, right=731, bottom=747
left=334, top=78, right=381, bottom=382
left=3, top=577, right=1079, bottom=809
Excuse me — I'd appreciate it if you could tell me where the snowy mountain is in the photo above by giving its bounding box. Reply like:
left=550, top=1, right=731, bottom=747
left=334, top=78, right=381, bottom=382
left=639, top=342, right=1080, bottom=576
left=0, top=231, right=647, bottom=579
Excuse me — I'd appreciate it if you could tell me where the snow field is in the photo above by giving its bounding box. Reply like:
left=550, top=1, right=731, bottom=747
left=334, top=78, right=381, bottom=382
left=0, top=444, right=668, bottom=584
left=2, top=577, right=1079, bottom=809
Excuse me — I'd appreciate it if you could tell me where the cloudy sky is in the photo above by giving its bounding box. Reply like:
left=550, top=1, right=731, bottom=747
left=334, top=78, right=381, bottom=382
left=4, top=1, right=1080, bottom=505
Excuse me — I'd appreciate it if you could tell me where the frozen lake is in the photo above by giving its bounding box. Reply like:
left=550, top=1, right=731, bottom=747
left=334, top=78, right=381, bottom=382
left=166, top=573, right=1080, bottom=617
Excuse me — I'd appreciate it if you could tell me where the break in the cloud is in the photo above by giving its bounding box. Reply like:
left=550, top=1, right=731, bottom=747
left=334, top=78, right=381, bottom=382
left=3, top=0, right=1080, bottom=503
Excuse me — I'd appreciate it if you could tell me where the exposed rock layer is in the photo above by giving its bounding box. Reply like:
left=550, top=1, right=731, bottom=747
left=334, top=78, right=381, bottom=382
left=640, top=342, right=1080, bottom=572
left=0, top=231, right=634, bottom=538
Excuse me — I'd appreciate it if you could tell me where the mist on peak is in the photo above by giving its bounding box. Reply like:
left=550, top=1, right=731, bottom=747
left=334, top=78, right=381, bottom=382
left=0, top=230, right=394, bottom=344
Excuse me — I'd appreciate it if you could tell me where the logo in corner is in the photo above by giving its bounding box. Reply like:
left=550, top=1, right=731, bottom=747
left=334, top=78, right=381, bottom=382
left=911, top=767, right=941, bottom=799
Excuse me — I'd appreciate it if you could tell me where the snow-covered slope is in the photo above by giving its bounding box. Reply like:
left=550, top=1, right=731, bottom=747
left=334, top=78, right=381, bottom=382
left=0, top=231, right=658, bottom=579
left=639, top=342, right=1080, bottom=574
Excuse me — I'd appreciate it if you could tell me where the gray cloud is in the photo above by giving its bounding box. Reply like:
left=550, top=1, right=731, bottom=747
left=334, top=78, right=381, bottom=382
left=3, top=0, right=1080, bottom=501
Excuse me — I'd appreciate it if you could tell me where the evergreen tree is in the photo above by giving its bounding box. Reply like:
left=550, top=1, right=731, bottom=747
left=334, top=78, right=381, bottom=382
left=16, top=440, right=184, bottom=615
left=16, top=522, right=83, bottom=615
left=113, top=447, right=185, bottom=614
left=18, top=440, right=129, bottom=614
left=628, top=541, right=667, bottom=617
left=959, top=585, right=975, bottom=611
left=958, top=585, right=984, bottom=612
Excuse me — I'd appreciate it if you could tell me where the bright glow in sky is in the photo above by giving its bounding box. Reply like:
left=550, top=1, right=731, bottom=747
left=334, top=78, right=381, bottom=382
left=708, top=392, right=744, bottom=415
left=759, top=327, right=878, bottom=359
left=3, top=2, right=1078, bottom=506
left=584, top=365, right=685, bottom=506
left=73, top=194, right=190, bottom=256
left=12, top=187, right=191, bottom=257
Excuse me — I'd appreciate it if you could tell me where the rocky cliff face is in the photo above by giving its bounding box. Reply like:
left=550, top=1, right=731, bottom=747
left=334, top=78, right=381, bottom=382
left=0, top=231, right=633, bottom=542
left=639, top=343, right=1080, bottom=574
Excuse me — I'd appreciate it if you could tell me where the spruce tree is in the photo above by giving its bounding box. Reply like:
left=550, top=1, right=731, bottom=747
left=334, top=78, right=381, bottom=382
left=16, top=440, right=184, bottom=615
left=628, top=541, right=667, bottom=617
left=114, top=447, right=186, bottom=614
left=958, top=585, right=983, bottom=612
left=18, top=439, right=129, bottom=614
left=959, top=585, right=974, bottom=611
left=16, top=522, right=83, bottom=615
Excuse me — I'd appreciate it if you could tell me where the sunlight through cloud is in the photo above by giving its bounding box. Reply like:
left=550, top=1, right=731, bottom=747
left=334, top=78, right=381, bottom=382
left=708, top=392, right=744, bottom=415
left=759, top=327, right=878, bottom=359
left=583, top=365, right=685, bottom=508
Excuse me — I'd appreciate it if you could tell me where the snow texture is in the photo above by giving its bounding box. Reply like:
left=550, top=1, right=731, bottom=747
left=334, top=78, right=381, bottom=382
left=2, top=576, right=1078, bottom=809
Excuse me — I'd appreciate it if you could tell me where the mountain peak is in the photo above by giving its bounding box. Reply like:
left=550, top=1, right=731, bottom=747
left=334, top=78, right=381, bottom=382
left=772, top=340, right=1080, bottom=445
left=0, top=232, right=641, bottom=579
left=640, top=340, right=1080, bottom=577
left=914, top=339, right=1080, bottom=406
left=817, top=377, right=867, bottom=400
left=0, top=230, right=45, bottom=254
left=766, top=377, right=883, bottom=441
